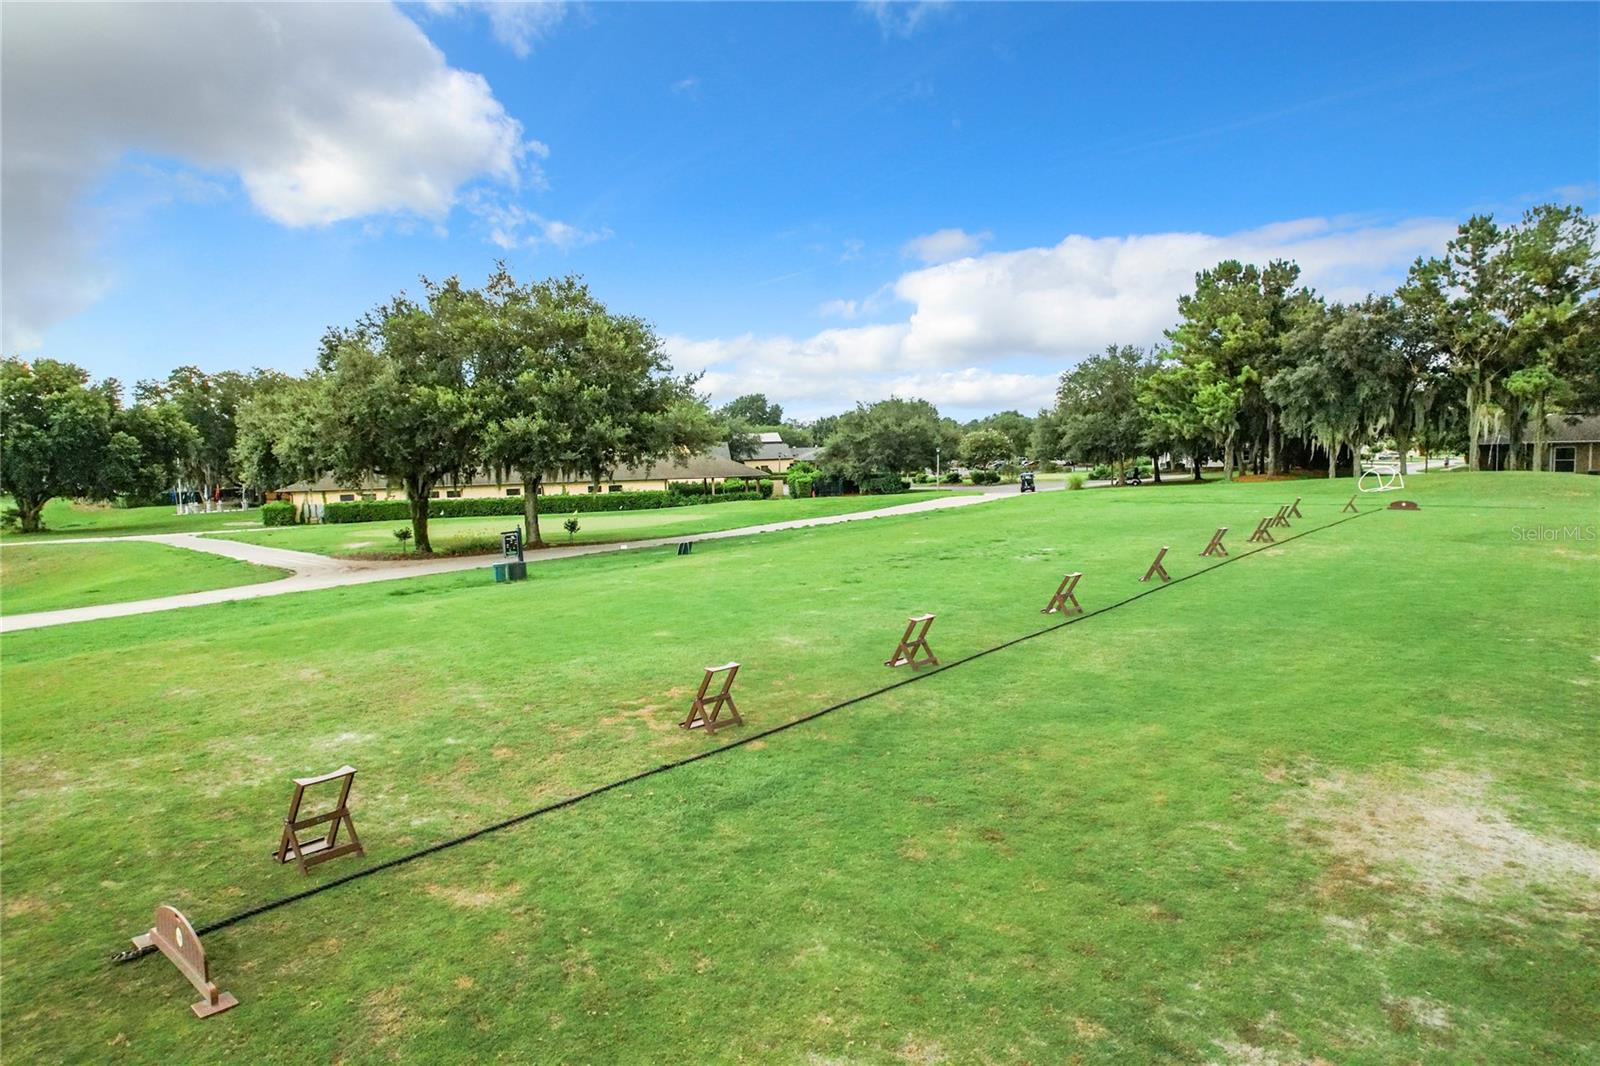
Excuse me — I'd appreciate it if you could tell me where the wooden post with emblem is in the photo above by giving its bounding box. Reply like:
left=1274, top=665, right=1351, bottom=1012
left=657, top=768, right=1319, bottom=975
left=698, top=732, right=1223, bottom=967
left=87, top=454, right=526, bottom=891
left=1247, top=517, right=1276, bottom=543
left=1041, top=572, right=1084, bottom=615
left=274, top=766, right=364, bottom=874
left=1200, top=527, right=1228, bottom=557
left=1140, top=546, right=1171, bottom=583
left=885, top=614, right=939, bottom=669
left=130, top=904, right=238, bottom=1018
left=679, top=662, right=742, bottom=734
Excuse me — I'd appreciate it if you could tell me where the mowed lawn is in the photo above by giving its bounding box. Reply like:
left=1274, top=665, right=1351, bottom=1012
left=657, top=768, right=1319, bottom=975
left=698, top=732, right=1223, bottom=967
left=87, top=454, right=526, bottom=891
left=0, top=498, right=263, bottom=539
left=1, top=474, right=1595, bottom=1063
left=210, top=491, right=961, bottom=557
left=0, top=541, right=288, bottom=616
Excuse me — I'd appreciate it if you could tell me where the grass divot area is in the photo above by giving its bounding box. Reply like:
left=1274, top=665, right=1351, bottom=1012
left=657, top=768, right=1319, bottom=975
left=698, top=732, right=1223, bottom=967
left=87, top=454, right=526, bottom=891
left=1, top=473, right=1595, bottom=1062
left=0, top=540, right=288, bottom=615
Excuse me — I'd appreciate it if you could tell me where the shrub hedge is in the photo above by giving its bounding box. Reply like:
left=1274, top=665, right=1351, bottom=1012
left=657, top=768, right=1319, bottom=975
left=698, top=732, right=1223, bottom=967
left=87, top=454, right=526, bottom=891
left=317, top=489, right=764, bottom=525
left=262, top=501, right=297, bottom=526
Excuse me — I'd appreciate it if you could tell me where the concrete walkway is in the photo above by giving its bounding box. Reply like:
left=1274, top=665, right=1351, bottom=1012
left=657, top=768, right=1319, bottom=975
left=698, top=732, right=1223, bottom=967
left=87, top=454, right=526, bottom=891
left=1, top=493, right=996, bottom=633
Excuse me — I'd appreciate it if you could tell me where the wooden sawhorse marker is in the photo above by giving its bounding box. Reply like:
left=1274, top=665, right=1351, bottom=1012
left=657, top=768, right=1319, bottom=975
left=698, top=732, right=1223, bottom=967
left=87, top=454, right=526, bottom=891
left=1247, top=517, right=1275, bottom=543
left=1140, top=546, right=1171, bottom=584
left=1200, top=527, right=1229, bottom=557
left=1342, top=495, right=1358, bottom=513
left=1288, top=496, right=1303, bottom=519
left=1041, top=572, right=1084, bottom=616
left=680, top=662, right=742, bottom=734
left=131, top=904, right=238, bottom=1018
left=1267, top=504, right=1292, bottom=529
left=885, top=614, right=939, bottom=669
left=274, top=766, right=364, bottom=875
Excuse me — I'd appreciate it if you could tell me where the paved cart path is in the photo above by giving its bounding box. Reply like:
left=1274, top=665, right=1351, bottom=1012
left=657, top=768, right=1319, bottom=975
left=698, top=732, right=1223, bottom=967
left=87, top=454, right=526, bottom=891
left=1, top=493, right=995, bottom=633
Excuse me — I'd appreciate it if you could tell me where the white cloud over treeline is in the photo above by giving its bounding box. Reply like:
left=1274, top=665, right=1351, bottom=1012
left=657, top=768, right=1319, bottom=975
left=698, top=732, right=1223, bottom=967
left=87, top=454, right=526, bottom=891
left=670, top=215, right=1457, bottom=417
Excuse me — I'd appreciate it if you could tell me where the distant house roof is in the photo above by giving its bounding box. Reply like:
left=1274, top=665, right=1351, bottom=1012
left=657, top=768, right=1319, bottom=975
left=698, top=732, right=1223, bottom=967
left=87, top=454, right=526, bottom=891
left=747, top=434, right=822, bottom=463
left=277, top=444, right=768, bottom=493
left=1484, top=413, right=1600, bottom=445
left=757, top=431, right=785, bottom=444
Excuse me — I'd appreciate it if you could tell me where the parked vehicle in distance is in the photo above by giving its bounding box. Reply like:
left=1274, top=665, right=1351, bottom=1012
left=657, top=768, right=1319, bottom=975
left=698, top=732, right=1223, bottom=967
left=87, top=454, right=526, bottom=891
left=1019, top=471, right=1036, bottom=492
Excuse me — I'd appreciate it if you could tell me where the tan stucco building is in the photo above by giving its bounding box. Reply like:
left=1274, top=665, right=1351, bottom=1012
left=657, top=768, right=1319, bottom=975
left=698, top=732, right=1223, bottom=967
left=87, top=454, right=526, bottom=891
left=273, top=445, right=774, bottom=517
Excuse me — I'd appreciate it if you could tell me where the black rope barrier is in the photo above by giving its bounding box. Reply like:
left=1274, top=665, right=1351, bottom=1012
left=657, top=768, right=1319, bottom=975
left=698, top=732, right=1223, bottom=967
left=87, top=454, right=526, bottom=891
left=112, top=504, right=1380, bottom=964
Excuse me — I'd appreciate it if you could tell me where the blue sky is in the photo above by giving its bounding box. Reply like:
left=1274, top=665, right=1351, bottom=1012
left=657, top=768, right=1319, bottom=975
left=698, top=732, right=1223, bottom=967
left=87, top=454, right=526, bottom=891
left=4, top=1, right=1596, bottom=418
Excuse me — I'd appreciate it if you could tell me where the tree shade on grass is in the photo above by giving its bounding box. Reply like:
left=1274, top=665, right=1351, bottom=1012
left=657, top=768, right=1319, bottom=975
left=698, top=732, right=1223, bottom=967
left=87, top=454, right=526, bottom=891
left=209, top=493, right=958, bottom=557
left=1, top=473, right=1595, bottom=1062
left=0, top=540, right=287, bottom=615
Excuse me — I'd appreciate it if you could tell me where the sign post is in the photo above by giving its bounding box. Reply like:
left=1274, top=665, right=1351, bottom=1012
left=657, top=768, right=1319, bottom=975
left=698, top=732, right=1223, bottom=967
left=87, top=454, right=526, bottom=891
left=494, top=528, right=528, bottom=582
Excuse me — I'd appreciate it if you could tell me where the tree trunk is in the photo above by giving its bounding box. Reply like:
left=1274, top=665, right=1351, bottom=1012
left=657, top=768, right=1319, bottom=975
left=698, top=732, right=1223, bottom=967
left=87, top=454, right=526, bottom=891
left=1266, top=409, right=1278, bottom=475
left=522, top=475, right=544, bottom=547
left=1531, top=396, right=1547, bottom=471
left=1191, top=447, right=1204, bottom=481
left=17, top=495, right=47, bottom=533
left=406, top=476, right=433, bottom=553
left=1466, top=380, right=1481, bottom=471
left=1150, top=453, right=1162, bottom=484
left=1223, top=430, right=1237, bottom=482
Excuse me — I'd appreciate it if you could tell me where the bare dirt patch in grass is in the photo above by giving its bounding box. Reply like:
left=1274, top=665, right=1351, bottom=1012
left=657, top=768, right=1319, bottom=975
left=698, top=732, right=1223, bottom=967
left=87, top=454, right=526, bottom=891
left=1290, top=769, right=1600, bottom=904
left=424, top=881, right=522, bottom=909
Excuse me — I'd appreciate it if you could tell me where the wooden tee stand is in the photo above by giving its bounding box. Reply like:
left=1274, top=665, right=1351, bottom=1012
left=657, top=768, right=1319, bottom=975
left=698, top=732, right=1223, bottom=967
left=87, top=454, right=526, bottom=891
left=1140, top=546, right=1171, bottom=584
left=885, top=614, right=939, bottom=669
left=1288, top=496, right=1303, bottom=519
left=1342, top=494, right=1359, bottom=513
left=274, top=766, right=364, bottom=874
left=680, top=662, right=742, bottom=734
left=131, top=904, right=238, bottom=1018
left=1041, top=572, right=1084, bottom=616
left=1200, top=527, right=1228, bottom=557
left=1267, top=504, right=1292, bottom=529
left=1247, top=517, right=1276, bottom=543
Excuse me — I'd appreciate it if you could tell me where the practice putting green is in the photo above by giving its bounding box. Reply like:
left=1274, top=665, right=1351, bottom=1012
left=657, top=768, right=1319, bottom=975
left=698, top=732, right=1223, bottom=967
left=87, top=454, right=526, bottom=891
left=1, top=473, right=1594, bottom=1062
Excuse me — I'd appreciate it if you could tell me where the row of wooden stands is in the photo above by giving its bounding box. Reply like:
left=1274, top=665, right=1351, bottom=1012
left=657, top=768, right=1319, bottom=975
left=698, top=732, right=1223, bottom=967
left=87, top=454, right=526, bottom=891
left=141, top=496, right=1379, bottom=1020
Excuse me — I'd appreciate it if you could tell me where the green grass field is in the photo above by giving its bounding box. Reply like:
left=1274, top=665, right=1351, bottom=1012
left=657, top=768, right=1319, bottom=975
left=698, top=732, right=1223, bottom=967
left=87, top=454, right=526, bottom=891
left=210, top=492, right=960, bottom=557
left=1, top=473, right=1595, bottom=1062
left=0, top=498, right=263, bottom=540
left=0, top=541, right=288, bottom=616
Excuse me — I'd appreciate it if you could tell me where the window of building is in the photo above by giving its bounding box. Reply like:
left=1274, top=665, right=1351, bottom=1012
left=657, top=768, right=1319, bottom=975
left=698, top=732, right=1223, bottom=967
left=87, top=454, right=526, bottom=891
left=1553, top=446, right=1576, bottom=473
left=505, top=487, right=521, bottom=496
left=586, top=484, right=599, bottom=493
left=430, top=490, right=441, bottom=499
left=446, top=489, right=462, bottom=499
left=338, top=494, right=356, bottom=502
left=608, top=484, right=622, bottom=492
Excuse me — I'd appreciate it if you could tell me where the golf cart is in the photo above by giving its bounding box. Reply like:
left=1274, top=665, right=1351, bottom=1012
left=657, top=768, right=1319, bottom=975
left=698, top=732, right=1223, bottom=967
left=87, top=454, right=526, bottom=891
left=1019, top=471, right=1036, bottom=492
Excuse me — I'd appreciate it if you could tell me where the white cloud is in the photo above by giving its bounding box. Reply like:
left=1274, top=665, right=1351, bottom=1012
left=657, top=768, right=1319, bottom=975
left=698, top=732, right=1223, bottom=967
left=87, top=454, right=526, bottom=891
left=1, top=2, right=535, bottom=349
left=669, top=215, right=1458, bottom=418
left=468, top=195, right=612, bottom=252
left=839, top=237, right=866, bottom=262
left=901, top=227, right=991, bottom=264
left=672, top=76, right=701, bottom=95
left=859, top=1, right=951, bottom=38
left=423, top=1, right=570, bottom=58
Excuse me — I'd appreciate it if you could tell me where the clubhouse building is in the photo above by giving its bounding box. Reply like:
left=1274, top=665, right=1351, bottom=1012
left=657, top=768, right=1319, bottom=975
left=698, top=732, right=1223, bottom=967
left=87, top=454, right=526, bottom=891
left=272, top=444, right=772, bottom=515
